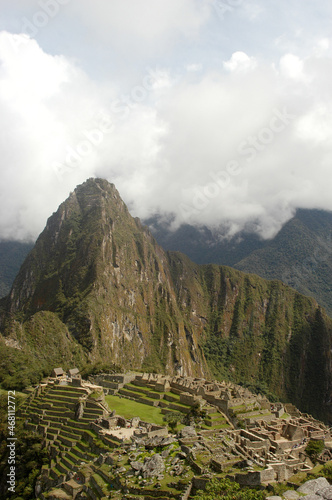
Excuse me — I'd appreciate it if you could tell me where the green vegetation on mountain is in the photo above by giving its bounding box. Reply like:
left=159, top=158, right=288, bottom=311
left=149, top=209, right=332, bottom=316
left=0, top=311, right=85, bottom=390
left=0, top=241, right=33, bottom=298
left=0, top=178, right=331, bottom=422
left=168, top=254, right=332, bottom=420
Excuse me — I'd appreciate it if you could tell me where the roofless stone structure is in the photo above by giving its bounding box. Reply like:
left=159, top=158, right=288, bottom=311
left=17, top=371, right=332, bottom=498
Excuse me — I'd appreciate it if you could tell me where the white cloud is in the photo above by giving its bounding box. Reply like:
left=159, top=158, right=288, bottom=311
left=2, top=16, right=332, bottom=242
left=223, top=51, right=258, bottom=73
left=279, top=54, right=304, bottom=80
left=119, top=49, right=332, bottom=238
left=296, top=104, right=332, bottom=144
left=313, top=37, right=330, bottom=55
left=0, top=32, right=113, bottom=240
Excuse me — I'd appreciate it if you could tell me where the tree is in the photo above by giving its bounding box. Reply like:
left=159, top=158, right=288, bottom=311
left=305, top=440, right=325, bottom=462
left=183, top=402, right=207, bottom=425
left=163, top=411, right=183, bottom=432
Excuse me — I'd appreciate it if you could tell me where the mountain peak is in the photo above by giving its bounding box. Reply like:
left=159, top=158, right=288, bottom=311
left=53, top=177, right=127, bottom=223
left=8, top=178, right=134, bottom=315
left=74, top=177, right=121, bottom=204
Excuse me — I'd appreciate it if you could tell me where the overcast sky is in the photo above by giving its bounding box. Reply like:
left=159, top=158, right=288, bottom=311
left=1, top=0, right=332, bottom=241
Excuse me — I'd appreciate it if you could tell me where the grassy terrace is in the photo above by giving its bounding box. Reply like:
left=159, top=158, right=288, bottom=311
left=105, top=394, right=165, bottom=425
left=164, top=390, right=181, bottom=399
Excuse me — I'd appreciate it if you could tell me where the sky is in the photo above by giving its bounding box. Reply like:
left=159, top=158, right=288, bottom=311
left=1, top=0, right=332, bottom=241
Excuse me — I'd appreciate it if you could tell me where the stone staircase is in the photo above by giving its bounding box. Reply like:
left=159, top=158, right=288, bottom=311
left=284, top=403, right=301, bottom=417
left=20, top=382, right=119, bottom=499
left=202, top=407, right=230, bottom=431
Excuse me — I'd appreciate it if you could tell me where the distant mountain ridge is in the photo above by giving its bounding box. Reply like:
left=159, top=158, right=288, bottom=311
left=147, top=209, right=332, bottom=316
left=145, top=217, right=266, bottom=266
left=236, top=209, right=332, bottom=315
left=0, top=178, right=331, bottom=422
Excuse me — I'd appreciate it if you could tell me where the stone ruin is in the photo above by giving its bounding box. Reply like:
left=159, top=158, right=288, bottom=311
left=23, top=370, right=332, bottom=498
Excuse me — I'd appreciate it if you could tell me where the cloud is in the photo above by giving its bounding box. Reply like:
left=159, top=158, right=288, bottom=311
left=0, top=0, right=212, bottom=84
left=223, top=51, right=258, bottom=73
left=0, top=31, right=112, bottom=240
left=113, top=49, right=332, bottom=239
left=1, top=28, right=332, bottom=242
left=279, top=54, right=304, bottom=80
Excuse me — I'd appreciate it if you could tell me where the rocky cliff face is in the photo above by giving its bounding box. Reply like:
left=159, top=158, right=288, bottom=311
left=1, top=178, right=332, bottom=421
left=170, top=255, right=332, bottom=420
left=3, top=179, right=206, bottom=378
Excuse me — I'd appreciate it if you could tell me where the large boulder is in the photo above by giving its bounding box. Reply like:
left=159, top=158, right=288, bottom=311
left=130, top=461, right=143, bottom=472
left=131, top=416, right=140, bottom=428
left=316, top=486, right=332, bottom=499
left=74, top=401, right=85, bottom=420
left=297, top=477, right=330, bottom=495
left=298, top=496, right=322, bottom=500
left=179, top=426, right=196, bottom=439
left=142, top=454, right=165, bottom=478
left=283, top=491, right=299, bottom=500
left=145, top=435, right=175, bottom=449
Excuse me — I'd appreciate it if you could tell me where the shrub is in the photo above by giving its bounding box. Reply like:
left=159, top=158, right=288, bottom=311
left=305, top=440, right=324, bottom=462
left=193, top=477, right=266, bottom=500
left=163, top=411, right=183, bottom=432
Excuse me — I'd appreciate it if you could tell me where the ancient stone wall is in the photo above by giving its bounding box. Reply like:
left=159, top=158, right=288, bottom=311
left=235, top=467, right=275, bottom=486
left=180, top=393, right=201, bottom=406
